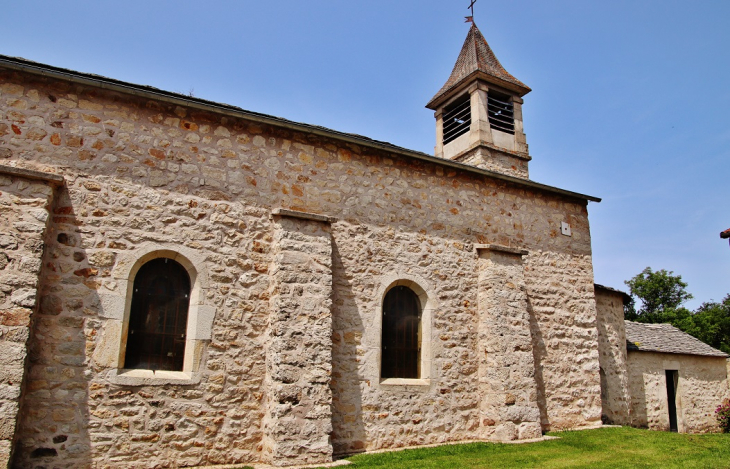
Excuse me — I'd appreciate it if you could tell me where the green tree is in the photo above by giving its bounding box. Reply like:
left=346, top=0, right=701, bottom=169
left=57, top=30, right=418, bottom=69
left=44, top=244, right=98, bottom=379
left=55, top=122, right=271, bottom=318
left=623, top=268, right=730, bottom=352
left=688, top=295, right=730, bottom=354
left=624, top=267, right=693, bottom=323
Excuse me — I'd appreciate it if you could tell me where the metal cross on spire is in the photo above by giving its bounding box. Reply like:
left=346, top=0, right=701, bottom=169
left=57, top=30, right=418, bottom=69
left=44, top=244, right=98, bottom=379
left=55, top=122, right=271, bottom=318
left=465, top=0, right=477, bottom=23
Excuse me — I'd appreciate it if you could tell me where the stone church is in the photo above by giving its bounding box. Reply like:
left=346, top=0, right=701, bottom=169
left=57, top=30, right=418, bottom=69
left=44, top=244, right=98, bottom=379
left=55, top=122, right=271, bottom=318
left=0, top=21, right=726, bottom=469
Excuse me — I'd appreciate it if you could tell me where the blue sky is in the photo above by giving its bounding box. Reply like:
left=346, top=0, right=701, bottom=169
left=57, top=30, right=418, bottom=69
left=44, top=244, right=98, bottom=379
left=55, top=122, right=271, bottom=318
left=3, top=1, right=729, bottom=309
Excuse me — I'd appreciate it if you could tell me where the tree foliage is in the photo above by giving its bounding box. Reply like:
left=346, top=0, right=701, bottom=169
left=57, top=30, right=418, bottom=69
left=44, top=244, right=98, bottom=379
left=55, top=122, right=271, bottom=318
left=623, top=267, right=730, bottom=354
left=624, top=267, right=692, bottom=322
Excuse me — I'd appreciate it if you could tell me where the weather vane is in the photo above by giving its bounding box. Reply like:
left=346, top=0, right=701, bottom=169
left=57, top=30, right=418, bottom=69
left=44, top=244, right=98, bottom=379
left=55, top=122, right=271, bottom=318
left=465, top=0, right=476, bottom=23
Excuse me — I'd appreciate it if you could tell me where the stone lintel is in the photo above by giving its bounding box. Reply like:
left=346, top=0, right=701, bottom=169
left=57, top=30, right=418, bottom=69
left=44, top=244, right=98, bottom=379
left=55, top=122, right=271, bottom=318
left=271, top=208, right=336, bottom=224
left=0, top=164, right=64, bottom=185
left=475, top=244, right=528, bottom=256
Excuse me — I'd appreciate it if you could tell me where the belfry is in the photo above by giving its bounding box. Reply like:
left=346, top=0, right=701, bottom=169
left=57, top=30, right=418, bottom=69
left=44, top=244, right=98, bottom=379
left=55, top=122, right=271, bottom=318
left=427, top=22, right=532, bottom=178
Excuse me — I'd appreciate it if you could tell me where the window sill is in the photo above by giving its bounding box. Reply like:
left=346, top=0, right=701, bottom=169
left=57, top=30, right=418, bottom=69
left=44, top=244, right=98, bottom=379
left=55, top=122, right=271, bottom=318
left=379, top=378, right=431, bottom=387
left=109, top=369, right=201, bottom=386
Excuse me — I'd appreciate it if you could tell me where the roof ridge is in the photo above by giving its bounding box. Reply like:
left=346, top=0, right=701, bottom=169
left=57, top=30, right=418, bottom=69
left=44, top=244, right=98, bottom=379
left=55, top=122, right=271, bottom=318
left=625, top=320, right=729, bottom=357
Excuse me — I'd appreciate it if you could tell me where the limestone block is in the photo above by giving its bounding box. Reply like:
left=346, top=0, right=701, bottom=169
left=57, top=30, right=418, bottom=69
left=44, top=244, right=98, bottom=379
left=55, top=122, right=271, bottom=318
left=9, top=289, right=35, bottom=308
left=0, top=343, right=26, bottom=366
left=0, top=413, right=17, bottom=440
left=517, top=422, right=542, bottom=440
left=0, top=440, right=10, bottom=468
left=92, top=319, right=123, bottom=367
left=188, top=304, right=216, bottom=340
left=97, top=293, right=125, bottom=320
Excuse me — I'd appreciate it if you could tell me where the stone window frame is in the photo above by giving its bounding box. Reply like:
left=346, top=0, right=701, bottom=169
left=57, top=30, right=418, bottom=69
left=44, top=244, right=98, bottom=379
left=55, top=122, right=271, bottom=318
left=97, top=243, right=216, bottom=386
left=372, top=273, right=435, bottom=388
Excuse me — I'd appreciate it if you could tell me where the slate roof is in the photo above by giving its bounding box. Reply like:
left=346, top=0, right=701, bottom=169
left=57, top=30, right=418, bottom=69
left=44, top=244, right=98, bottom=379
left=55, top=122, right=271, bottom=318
left=427, top=22, right=530, bottom=109
left=625, top=321, right=728, bottom=357
left=720, top=228, right=730, bottom=239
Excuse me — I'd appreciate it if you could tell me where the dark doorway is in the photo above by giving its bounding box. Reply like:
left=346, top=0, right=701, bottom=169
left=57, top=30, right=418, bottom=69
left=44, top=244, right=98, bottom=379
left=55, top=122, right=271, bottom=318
left=665, top=370, right=679, bottom=432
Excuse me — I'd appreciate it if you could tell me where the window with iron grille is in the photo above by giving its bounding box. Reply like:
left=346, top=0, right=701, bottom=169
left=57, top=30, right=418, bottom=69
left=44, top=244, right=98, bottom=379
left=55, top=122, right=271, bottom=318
left=442, top=94, right=471, bottom=145
left=124, top=258, right=191, bottom=371
left=488, top=91, right=515, bottom=134
left=381, top=286, right=422, bottom=379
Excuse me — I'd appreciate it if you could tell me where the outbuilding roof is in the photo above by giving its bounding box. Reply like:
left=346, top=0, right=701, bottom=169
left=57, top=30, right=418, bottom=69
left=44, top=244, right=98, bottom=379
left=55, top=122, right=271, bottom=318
left=625, top=321, right=728, bottom=357
left=426, top=22, right=530, bottom=109
left=594, top=283, right=632, bottom=304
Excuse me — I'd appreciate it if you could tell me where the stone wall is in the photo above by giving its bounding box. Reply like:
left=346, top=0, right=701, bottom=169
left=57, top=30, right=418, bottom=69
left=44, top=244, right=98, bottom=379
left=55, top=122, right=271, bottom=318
left=594, top=287, right=630, bottom=425
left=0, top=168, right=58, bottom=468
left=263, top=212, right=333, bottom=466
left=329, top=225, right=479, bottom=455
left=455, top=146, right=530, bottom=180
left=476, top=246, right=541, bottom=440
left=10, top=178, right=273, bottom=468
left=627, top=351, right=729, bottom=433
left=1, top=67, right=601, bottom=466
left=524, top=251, right=602, bottom=430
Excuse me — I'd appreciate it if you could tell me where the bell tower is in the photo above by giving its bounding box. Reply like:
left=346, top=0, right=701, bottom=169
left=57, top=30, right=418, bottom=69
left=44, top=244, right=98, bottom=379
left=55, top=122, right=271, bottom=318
left=427, top=22, right=531, bottom=179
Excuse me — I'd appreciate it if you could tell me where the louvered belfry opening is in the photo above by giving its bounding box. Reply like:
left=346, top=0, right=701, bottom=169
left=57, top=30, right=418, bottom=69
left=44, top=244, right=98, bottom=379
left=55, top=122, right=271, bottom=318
left=125, top=258, right=191, bottom=371
left=442, top=94, right=471, bottom=145
left=381, top=286, right=422, bottom=379
left=488, top=91, right=515, bottom=134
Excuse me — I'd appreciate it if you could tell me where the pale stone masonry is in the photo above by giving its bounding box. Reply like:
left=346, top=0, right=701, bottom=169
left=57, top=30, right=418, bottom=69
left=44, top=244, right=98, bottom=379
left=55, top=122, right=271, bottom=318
left=476, top=245, right=541, bottom=440
left=1, top=22, right=725, bottom=468
left=594, top=286, right=729, bottom=433
left=594, top=285, right=631, bottom=425
left=9, top=19, right=726, bottom=468
left=0, top=51, right=605, bottom=466
left=264, top=212, right=334, bottom=465
left=0, top=167, right=62, bottom=467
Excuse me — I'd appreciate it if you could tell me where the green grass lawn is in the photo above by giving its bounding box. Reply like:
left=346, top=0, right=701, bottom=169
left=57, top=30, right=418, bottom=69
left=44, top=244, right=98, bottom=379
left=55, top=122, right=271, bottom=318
left=331, top=427, right=730, bottom=468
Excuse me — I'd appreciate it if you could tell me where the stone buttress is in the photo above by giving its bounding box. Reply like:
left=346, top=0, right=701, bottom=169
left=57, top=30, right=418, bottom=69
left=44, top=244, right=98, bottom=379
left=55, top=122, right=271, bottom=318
left=0, top=165, right=63, bottom=468
left=476, top=244, right=542, bottom=440
left=263, top=209, right=335, bottom=466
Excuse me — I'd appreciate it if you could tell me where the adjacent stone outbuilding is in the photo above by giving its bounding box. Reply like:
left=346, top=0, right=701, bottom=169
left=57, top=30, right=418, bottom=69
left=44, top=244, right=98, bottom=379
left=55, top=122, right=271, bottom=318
left=595, top=285, right=729, bottom=433
left=624, top=321, right=729, bottom=433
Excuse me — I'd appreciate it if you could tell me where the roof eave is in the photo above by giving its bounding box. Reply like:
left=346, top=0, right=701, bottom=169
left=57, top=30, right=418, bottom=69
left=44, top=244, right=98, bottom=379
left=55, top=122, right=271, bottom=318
left=426, top=70, right=531, bottom=110
left=627, top=348, right=729, bottom=359
left=0, top=55, right=600, bottom=204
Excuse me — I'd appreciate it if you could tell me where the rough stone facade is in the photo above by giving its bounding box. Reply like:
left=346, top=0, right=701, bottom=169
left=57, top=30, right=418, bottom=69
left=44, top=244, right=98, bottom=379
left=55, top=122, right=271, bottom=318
left=594, top=285, right=630, bottom=425
left=263, top=213, right=334, bottom=465
left=0, top=168, right=60, bottom=467
left=594, top=287, right=730, bottom=433
left=476, top=246, right=541, bottom=440
left=0, top=50, right=607, bottom=468
left=454, top=145, right=530, bottom=181
left=626, top=351, right=728, bottom=433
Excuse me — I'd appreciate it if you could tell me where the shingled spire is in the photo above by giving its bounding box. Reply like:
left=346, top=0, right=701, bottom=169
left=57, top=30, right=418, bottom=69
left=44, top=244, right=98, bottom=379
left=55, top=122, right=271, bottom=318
left=427, top=22, right=530, bottom=109
left=428, top=22, right=532, bottom=179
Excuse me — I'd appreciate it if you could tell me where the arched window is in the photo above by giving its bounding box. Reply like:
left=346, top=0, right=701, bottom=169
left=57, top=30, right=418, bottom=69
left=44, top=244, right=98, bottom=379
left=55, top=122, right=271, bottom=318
left=124, top=257, right=191, bottom=371
left=381, top=286, right=422, bottom=379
